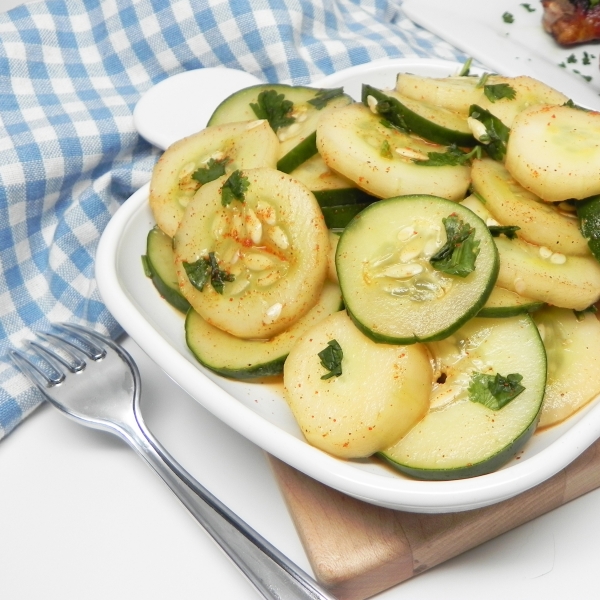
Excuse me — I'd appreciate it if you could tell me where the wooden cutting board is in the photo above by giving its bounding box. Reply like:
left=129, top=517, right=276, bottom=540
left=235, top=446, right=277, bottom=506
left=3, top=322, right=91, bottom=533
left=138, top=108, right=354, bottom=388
left=269, top=438, right=600, bottom=600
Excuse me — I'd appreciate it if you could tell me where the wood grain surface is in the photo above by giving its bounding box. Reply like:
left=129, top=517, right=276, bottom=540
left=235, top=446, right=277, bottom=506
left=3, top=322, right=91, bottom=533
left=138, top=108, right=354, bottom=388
left=270, top=438, right=600, bottom=600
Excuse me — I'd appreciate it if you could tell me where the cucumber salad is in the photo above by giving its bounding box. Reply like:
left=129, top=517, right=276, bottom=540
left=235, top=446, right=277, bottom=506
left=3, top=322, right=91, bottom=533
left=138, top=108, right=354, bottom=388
left=141, top=68, right=600, bottom=481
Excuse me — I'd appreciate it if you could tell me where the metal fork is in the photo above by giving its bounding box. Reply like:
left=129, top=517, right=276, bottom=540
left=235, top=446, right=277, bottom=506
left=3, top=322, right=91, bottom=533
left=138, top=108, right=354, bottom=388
left=10, top=323, right=336, bottom=600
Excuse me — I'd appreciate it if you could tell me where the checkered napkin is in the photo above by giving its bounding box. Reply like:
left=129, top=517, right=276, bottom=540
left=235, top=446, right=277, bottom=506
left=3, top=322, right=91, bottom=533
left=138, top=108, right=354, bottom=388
left=0, top=0, right=467, bottom=441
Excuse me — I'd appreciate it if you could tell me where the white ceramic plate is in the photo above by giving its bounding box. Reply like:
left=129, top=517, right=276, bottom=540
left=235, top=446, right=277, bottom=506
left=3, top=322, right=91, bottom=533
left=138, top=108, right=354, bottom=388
left=96, top=58, right=600, bottom=513
left=403, top=0, right=600, bottom=111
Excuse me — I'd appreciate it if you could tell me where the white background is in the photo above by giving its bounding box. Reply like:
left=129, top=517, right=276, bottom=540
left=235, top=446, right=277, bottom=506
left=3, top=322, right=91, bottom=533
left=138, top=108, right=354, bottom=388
left=2, top=1, right=600, bottom=598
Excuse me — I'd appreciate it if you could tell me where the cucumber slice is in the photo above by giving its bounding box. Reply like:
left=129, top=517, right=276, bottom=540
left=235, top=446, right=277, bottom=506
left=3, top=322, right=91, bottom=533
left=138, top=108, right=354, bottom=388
left=185, top=281, right=343, bottom=379
left=534, top=306, right=600, bottom=428
left=174, top=167, right=330, bottom=339
left=396, top=74, right=568, bottom=127
left=144, top=226, right=190, bottom=313
left=577, top=194, right=600, bottom=263
left=336, top=195, right=499, bottom=344
left=380, top=314, right=547, bottom=480
left=477, top=286, right=544, bottom=318
left=207, top=84, right=353, bottom=173
left=494, top=236, right=600, bottom=311
left=283, top=310, right=432, bottom=459
left=149, top=120, right=279, bottom=237
left=321, top=203, right=372, bottom=229
left=505, top=104, right=600, bottom=202
left=290, top=153, right=376, bottom=207
left=362, top=84, right=476, bottom=147
left=471, top=158, right=589, bottom=256
left=316, top=102, right=471, bottom=201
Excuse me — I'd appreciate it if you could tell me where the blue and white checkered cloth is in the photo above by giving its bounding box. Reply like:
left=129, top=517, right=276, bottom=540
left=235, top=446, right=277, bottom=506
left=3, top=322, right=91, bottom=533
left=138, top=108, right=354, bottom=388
left=0, top=0, right=466, bottom=441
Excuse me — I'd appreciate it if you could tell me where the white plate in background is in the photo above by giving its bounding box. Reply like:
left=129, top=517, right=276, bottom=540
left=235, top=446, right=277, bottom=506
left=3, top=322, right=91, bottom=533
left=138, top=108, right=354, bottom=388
left=96, top=58, right=600, bottom=513
left=403, top=0, right=600, bottom=110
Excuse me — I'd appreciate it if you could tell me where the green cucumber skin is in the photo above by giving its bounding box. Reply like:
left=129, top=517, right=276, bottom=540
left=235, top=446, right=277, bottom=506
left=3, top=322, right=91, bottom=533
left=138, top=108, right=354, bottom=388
left=321, top=203, right=373, bottom=229
left=477, top=301, right=545, bottom=318
left=185, top=311, right=287, bottom=380
left=362, top=84, right=476, bottom=147
left=276, top=132, right=318, bottom=173
left=577, top=194, right=600, bottom=263
left=145, top=227, right=191, bottom=314
left=377, top=413, right=540, bottom=480
left=314, top=187, right=377, bottom=208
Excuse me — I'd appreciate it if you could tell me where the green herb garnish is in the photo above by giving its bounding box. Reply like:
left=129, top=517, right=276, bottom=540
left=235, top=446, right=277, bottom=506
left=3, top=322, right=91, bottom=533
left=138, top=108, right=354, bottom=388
left=221, top=169, right=250, bottom=206
left=469, top=372, right=525, bottom=410
left=183, top=252, right=235, bottom=294
left=414, top=145, right=481, bottom=167
left=469, top=105, right=511, bottom=161
left=250, top=89, right=295, bottom=132
left=502, top=11, right=514, bottom=23
left=483, top=83, right=516, bottom=103
left=457, top=57, right=473, bottom=76
left=192, top=157, right=230, bottom=185
left=308, top=87, right=344, bottom=109
left=380, top=139, right=393, bottom=158
left=430, top=214, right=480, bottom=278
left=520, top=3, right=535, bottom=12
left=567, top=53, right=577, bottom=64
left=488, top=224, right=520, bottom=239
left=574, top=304, right=598, bottom=321
left=318, top=339, right=343, bottom=380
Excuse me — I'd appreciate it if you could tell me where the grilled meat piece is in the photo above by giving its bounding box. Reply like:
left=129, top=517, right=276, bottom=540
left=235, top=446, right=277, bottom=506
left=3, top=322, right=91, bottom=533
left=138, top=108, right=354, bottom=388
left=541, top=0, right=600, bottom=45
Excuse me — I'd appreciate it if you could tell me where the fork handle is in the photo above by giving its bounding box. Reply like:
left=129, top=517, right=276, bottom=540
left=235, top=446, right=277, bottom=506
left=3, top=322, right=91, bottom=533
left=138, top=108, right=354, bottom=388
left=117, top=417, right=336, bottom=600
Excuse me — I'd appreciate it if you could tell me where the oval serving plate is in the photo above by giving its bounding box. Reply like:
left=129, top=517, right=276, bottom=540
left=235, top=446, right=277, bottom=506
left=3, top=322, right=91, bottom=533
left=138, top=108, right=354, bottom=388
left=96, top=58, right=600, bottom=513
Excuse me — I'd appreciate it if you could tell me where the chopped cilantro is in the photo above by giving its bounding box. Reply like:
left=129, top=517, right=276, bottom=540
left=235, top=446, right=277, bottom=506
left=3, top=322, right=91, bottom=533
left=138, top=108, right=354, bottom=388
left=502, top=11, right=514, bottom=23
left=414, top=145, right=481, bottom=167
left=380, top=139, right=393, bottom=158
left=192, top=157, right=229, bottom=185
left=574, top=304, right=598, bottom=321
left=430, top=214, right=480, bottom=278
left=308, top=87, right=344, bottom=109
left=488, top=224, right=520, bottom=239
left=250, top=89, right=295, bottom=132
left=379, top=117, right=409, bottom=134
left=567, top=54, right=577, bottom=64
left=476, top=72, right=491, bottom=88
left=520, top=3, right=535, bottom=11
left=483, top=83, right=516, bottom=103
left=221, top=169, right=250, bottom=206
left=583, top=52, right=592, bottom=66
left=318, top=339, right=343, bottom=380
left=469, top=105, right=510, bottom=161
left=457, top=57, right=473, bottom=76
left=469, top=372, right=525, bottom=410
left=183, top=252, right=235, bottom=294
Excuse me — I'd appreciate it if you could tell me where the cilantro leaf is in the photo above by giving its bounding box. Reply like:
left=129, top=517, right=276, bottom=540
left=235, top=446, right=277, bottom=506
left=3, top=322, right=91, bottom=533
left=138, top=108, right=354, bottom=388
left=183, top=252, right=235, bottom=294
left=192, top=157, right=230, bottom=185
left=521, top=3, right=535, bottom=11
left=250, top=89, right=295, bottom=132
left=221, top=169, right=250, bottom=206
left=469, top=372, right=525, bottom=410
left=308, top=87, right=344, bottom=110
left=457, top=57, right=473, bottom=76
left=483, top=83, right=516, bottom=103
left=380, top=139, right=393, bottom=158
left=318, top=339, right=343, bottom=380
left=488, top=224, right=520, bottom=239
left=430, top=214, right=480, bottom=278
left=574, top=304, right=598, bottom=321
left=414, top=145, right=481, bottom=167
left=469, top=105, right=510, bottom=161
left=502, top=11, right=514, bottom=23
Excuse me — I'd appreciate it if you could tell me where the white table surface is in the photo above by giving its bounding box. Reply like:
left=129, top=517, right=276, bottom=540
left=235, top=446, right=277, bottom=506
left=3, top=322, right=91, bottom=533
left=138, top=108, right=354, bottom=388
left=3, top=1, right=600, bottom=598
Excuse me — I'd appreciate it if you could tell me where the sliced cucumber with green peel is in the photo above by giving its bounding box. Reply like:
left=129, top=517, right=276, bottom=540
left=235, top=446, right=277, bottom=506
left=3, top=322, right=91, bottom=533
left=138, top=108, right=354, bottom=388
left=477, top=286, right=544, bottom=318
left=534, top=306, right=600, bottom=428
left=207, top=84, right=353, bottom=173
left=174, top=167, right=330, bottom=340
left=362, top=84, right=476, bottom=147
left=336, top=195, right=499, bottom=344
left=316, top=102, right=471, bottom=201
left=471, top=158, right=589, bottom=256
left=144, top=226, right=190, bottom=313
left=577, top=194, right=600, bottom=263
left=494, top=235, right=600, bottom=311
left=185, top=281, right=343, bottom=380
left=321, top=203, right=372, bottom=229
left=290, top=153, right=376, bottom=207
left=149, top=120, right=279, bottom=237
left=380, top=314, right=547, bottom=480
